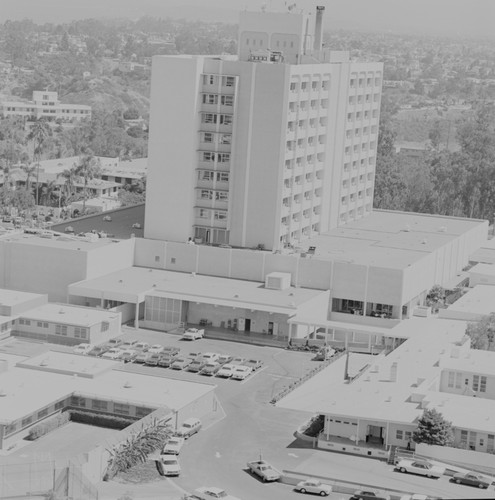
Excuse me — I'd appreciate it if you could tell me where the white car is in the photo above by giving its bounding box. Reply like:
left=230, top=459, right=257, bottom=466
left=101, top=348, right=123, bottom=360
left=72, top=343, right=93, bottom=355
left=162, top=437, right=185, bottom=455
left=158, top=454, right=181, bottom=476
left=216, top=363, right=236, bottom=378
left=193, top=486, right=241, bottom=500
left=134, top=342, right=149, bottom=351
left=182, top=328, right=205, bottom=340
left=201, top=352, right=220, bottom=363
left=396, top=459, right=444, bottom=479
left=231, top=366, right=252, bottom=380
left=148, top=344, right=164, bottom=354
left=121, top=339, right=138, bottom=349
left=295, top=479, right=332, bottom=496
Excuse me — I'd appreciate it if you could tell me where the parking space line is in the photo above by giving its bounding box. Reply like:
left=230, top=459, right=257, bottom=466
left=167, top=477, right=191, bottom=497
left=240, top=365, right=267, bottom=385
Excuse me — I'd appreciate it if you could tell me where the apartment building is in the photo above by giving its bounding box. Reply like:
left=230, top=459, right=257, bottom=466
left=0, top=91, right=91, bottom=121
left=145, top=7, right=382, bottom=251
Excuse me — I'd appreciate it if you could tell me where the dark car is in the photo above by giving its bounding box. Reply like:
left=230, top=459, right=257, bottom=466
left=187, top=359, right=207, bottom=373
left=87, top=345, right=110, bottom=357
left=452, top=472, right=491, bottom=489
left=350, top=490, right=389, bottom=500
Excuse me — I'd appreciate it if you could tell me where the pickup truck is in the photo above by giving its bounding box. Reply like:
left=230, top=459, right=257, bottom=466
left=182, top=328, right=205, bottom=340
left=246, top=460, right=281, bottom=482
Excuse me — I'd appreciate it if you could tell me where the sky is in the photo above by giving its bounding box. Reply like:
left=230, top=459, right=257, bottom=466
left=1, top=0, right=495, bottom=38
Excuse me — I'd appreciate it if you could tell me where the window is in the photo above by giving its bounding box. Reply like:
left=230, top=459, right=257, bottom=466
left=114, top=403, right=130, bottom=415
left=74, top=327, right=88, bottom=339
left=396, top=430, right=403, bottom=440
left=290, top=82, right=297, bottom=92
left=216, top=172, right=229, bottom=182
left=223, top=76, right=235, bottom=87
left=480, top=376, right=487, bottom=392
left=203, top=94, right=217, bottom=105
left=220, top=114, right=232, bottom=125
left=473, top=375, right=479, bottom=391
left=22, top=416, right=33, bottom=427
left=312, top=81, right=318, bottom=90
left=101, top=321, right=109, bottom=332
left=202, top=113, right=216, bottom=124
left=455, top=372, right=462, bottom=388
left=448, top=371, right=455, bottom=388
left=221, top=95, right=233, bottom=106
left=220, top=134, right=231, bottom=144
left=200, top=190, right=212, bottom=200
left=203, top=132, right=213, bottom=143
left=55, top=324, right=67, bottom=336
left=198, top=209, right=210, bottom=218
left=199, top=170, right=213, bottom=181
left=92, top=399, right=108, bottom=411
left=217, top=153, right=230, bottom=163
left=55, top=400, right=65, bottom=410
left=214, top=211, right=227, bottom=220
left=215, top=191, right=228, bottom=201
left=135, top=406, right=153, bottom=418
left=38, top=408, right=49, bottom=419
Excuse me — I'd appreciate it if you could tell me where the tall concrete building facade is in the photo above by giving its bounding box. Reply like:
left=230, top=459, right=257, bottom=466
left=145, top=7, right=383, bottom=250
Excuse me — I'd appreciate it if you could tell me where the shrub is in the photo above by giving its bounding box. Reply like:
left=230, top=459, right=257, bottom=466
left=27, top=412, right=70, bottom=441
left=303, top=415, right=324, bottom=437
left=69, top=410, right=136, bottom=430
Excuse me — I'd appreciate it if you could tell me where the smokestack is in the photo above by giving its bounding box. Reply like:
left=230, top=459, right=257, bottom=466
left=313, top=6, right=325, bottom=52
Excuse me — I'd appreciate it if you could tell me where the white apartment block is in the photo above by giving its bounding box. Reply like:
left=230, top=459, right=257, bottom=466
left=145, top=7, right=382, bottom=250
left=0, top=91, right=91, bottom=121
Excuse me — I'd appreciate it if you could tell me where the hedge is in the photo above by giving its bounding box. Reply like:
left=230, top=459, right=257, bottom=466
left=27, top=412, right=71, bottom=441
left=69, top=409, right=137, bottom=430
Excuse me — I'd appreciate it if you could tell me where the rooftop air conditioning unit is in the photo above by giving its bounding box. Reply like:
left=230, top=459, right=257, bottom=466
left=265, top=272, right=291, bottom=290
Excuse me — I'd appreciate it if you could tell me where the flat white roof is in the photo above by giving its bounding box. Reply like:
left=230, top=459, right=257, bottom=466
left=440, top=348, right=495, bottom=377
left=0, top=289, right=45, bottom=308
left=0, top=352, right=215, bottom=423
left=301, top=210, right=486, bottom=269
left=442, top=285, right=495, bottom=317
left=279, top=319, right=470, bottom=426
left=69, top=266, right=327, bottom=313
left=21, top=303, right=120, bottom=327
left=470, top=262, right=495, bottom=277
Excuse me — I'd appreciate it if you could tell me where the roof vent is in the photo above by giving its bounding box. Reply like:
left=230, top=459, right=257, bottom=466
left=421, top=239, right=427, bottom=245
left=438, top=226, right=447, bottom=232
left=403, top=225, right=410, bottom=232
left=0, top=389, right=5, bottom=397
left=40, top=358, right=48, bottom=366
left=119, top=279, right=123, bottom=283
left=124, top=381, right=132, bottom=388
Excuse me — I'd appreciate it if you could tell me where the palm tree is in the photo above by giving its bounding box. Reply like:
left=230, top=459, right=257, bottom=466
left=27, top=118, right=51, bottom=208
left=41, top=180, right=57, bottom=206
left=22, top=164, right=36, bottom=193
left=57, top=166, right=76, bottom=206
left=74, top=153, right=101, bottom=214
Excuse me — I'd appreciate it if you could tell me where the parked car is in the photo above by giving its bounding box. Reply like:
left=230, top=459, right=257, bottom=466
left=162, top=346, right=180, bottom=356
left=200, top=362, right=221, bottom=376
left=396, top=459, right=444, bottom=479
left=64, top=226, right=74, bottom=233
left=295, top=478, right=332, bottom=496
left=230, top=357, right=246, bottom=366
left=188, top=359, right=207, bottom=373
left=314, top=346, right=336, bottom=361
left=246, top=459, right=281, bottom=482
left=162, top=437, right=185, bottom=455
left=201, top=352, right=220, bottom=363
left=134, top=342, right=150, bottom=352
left=216, top=363, right=236, bottom=378
left=87, top=345, right=110, bottom=357
left=231, top=366, right=253, bottom=380
left=192, top=486, right=241, bottom=500
left=182, top=328, right=205, bottom=340
left=134, top=351, right=151, bottom=364
left=175, top=418, right=201, bottom=438
left=188, top=351, right=202, bottom=360
left=452, top=471, right=491, bottom=488
left=350, top=490, right=389, bottom=500
left=72, top=343, right=93, bottom=355
left=158, top=353, right=178, bottom=368
left=148, top=344, right=164, bottom=354
left=121, top=339, right=138, bottom=349
left=131, top=222, right=141, bottom=229
left=243, top=359, right=263, bottom=371
left=145, top=353, right=162, bottom=366
left=170, top=357, right=193, bottom=370
left=158, top=454, right=181, bottom=476
left=106, top=338, right=123, bottom=347
left=103, top=215, right=112, bottom=221
left=119, top=349, right=138, bottom=363
left=217, top=354, right=233, bottom=365
left=101, top=348, right=123, bottom=360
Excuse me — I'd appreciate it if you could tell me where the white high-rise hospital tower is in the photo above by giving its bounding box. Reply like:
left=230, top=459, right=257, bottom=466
left=145, top=6, right=383, bottom=251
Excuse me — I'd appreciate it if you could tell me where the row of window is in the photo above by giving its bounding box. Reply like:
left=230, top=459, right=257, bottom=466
left=344, top=160, right=376, bottom=172
left=346, top=126, right=378, bottom=138
left=197, top=209, right=227, bottom=220
left=349, top=94, right=380, bottom=105
left=288, top=99, right=328, bottom=111
left=350, top=76, right=381, bottom=88
left=202, top=74, right=236, bottom=87
left=344, top=143, right=376, bottom=155
left=201, top=152, right=230, bottom=163
left=341, top=190, right=372, bottom=204
left=343, top=175, right=374, bottom=188
left=447, top=371, right=487, bottom=392
left=201, top=113, right=233, bottom=125
left=347, top=109, right=379, bottom=121
left=198, top=189, right=228, bottom=201
left=290, top=80, right=330, bottom=92
left=198, top=170, right=229, bottom=182
left=201, top=132, right=231, bottom=145
left=202, top=94, right=234, bottom=106
left=144, top=296, right=181, bottom=325
left=18, top=318, right=109, bottom=336
left=340, top=205, right=371, bottom=221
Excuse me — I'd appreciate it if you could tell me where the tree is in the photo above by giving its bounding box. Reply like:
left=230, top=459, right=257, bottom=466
left=57, top=166, right=77, bottom=206
left=27, top=119, right=52, bottom=207
left=465, top=312, right=495, bottom=350
left=426, top=285, right=445, bottom=312
left=103, top=419, right=171, bottom=481
left=74, top=154, right=101, bottom=214
left=413, top=408, right=454, bottom=447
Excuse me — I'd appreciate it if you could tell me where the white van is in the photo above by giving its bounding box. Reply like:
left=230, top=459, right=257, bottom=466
left=175, top=417, right=202, bottom=438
